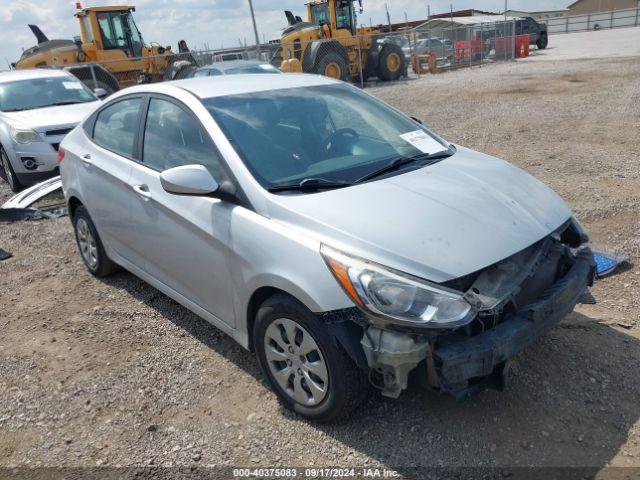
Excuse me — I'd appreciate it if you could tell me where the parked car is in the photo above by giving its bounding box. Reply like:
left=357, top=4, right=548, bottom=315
left=178, top=60, right=282, bottom=80
left=515, top=17, right=548, bottom=49
left=0, top=69, right=102, bottom=192
left=60, top=74, right=594, bottom=422
left=402, top=37, right=453, bottom=62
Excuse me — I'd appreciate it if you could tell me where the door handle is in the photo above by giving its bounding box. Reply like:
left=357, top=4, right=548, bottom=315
left=81, top=153, right=92, bottom=167
left=132, top=184, right=152, bottom=200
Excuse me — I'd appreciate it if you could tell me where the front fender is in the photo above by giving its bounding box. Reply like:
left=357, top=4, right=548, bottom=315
left=229, top=208, right=354, bottom=338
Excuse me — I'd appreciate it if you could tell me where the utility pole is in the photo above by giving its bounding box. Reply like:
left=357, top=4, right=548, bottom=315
left=248, top=0, right=261, bottom=53
left=504, top=0, right=508, bottom=21
left=427, top=5, right=431, bottom=19
left=385, top=3, right=391, bottom=32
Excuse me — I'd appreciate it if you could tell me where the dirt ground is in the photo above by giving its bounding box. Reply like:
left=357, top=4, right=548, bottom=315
left=1, top=36, right=639, bottom=477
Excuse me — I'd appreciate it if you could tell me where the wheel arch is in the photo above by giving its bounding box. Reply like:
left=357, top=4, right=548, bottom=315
left=245, top=282, right=328, bottom=352
left=67, top=195, right=84, bottom=219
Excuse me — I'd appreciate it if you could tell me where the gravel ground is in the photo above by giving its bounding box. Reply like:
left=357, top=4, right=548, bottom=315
left=1, top=44, right=639, bottom=476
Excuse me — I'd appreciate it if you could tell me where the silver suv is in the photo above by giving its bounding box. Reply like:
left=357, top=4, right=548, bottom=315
left=60, top=74, right=594, bottom=422
left=0, top=69, right=101, bottom=192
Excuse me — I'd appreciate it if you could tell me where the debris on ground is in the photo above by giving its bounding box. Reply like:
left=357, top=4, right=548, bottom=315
left=592, top=248, right=629, bottom=278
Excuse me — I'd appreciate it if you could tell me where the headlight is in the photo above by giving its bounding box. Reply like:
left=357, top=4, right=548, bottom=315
left=10, top=125, right=42, bottom=144
left=321, top=245, right=474, bottom=329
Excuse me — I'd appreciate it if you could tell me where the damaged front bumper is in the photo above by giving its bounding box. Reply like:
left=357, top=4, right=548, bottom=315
left=360, top=247, right=596, bottom=400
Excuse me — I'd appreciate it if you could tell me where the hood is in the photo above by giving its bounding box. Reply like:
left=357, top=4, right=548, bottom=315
left=266, top=146, right=572, bottom=283
left=1, top=101, right=99, bottom=131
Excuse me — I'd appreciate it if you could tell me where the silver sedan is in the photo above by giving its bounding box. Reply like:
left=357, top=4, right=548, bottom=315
left=59, top=74, right=594, bottom=422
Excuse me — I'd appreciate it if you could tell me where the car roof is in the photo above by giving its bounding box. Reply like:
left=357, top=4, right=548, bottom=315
left=0, top=68, right=70, bottom=84
left=117, top=73, right=342, bottom=100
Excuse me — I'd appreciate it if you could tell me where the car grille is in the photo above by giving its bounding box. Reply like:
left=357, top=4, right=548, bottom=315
left=45, top=127, right=74, bottom=137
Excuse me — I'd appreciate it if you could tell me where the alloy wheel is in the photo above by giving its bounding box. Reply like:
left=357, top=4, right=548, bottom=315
left=76, top=218, right=99, bottom=270
left=263, top=318, right=329, bottom=406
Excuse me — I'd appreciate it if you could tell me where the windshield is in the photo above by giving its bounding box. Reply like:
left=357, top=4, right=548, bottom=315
left=225, top=65, right=281, bottom=75
left=0, top=76, right=96, bottom=112
left=203, top=84, right=452, bottom=190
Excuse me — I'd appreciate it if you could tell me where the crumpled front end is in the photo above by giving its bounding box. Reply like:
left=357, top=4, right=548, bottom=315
left=359, top=220, right=596, bottom=399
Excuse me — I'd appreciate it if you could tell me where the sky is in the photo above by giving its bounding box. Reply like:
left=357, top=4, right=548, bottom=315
left=2, top=0, right=571, bottom=66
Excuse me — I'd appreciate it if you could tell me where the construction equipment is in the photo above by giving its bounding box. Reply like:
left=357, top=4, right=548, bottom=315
left=279, top=0, right=406, bottom=82
left=14, top=4, right=196, bottom=94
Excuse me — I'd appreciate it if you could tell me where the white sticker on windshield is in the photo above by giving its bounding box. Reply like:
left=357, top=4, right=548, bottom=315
left=63, top=82, right=83, bottom=90
left=400, top=130, right=446, bottom=154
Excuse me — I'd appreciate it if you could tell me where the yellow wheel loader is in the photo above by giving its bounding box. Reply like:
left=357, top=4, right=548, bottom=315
left=14, top=4, right=197, bottom=94
left=280, top=0, right=406, bottom=82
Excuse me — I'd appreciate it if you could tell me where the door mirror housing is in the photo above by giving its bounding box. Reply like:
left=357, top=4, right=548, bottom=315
left=160, top=164, right=219, bottom=196
left=93, top=88, right=108, bottom=99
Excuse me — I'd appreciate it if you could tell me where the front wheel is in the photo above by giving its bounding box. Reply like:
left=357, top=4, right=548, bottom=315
left=0, top=146, right=22, bottom=193
left=254, top=294, right=368, bottom=422
left=313, top=51, right=349, bottom=82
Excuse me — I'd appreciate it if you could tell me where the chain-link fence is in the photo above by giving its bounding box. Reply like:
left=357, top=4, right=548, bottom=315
left=275, top=19, right=518, bottom=87
left=44, top=18, right=523, bottom=93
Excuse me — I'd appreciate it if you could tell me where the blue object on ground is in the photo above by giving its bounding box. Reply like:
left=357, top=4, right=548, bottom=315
left=592, top=249, right=628, bottom=278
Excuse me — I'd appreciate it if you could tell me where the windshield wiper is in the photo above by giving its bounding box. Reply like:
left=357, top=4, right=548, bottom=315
left=268, top=177, right=353, bottom=193
left=355, top=151, right=453, bottom=184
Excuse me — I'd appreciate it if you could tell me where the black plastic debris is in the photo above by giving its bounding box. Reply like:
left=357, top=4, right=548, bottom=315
left=0, top=207, right=67, bottom=223
left=0, top=248, right=11, bottom=261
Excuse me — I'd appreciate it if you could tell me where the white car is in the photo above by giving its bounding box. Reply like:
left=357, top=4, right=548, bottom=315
left=0, top=69, right=101, bottom=192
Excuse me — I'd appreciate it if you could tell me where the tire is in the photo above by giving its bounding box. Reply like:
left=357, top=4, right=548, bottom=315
left=254, top=294, right=368, bottom=422
left=536, top=33, right=548, bottom=49
left=0, top=145, right=23, bottom=193
left=313, top=51, right=349, bottom=82
left=72, top=206, right=118, bottom=278
left=376, top=43, right=405, bottom=82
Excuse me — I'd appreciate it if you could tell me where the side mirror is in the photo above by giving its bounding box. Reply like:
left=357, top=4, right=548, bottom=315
left=160, top=164, right=219, bottom=196
left=93, top=88, right=108, bottom=98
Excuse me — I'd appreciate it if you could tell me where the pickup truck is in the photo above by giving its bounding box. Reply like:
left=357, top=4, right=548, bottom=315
left=516, top=16, right=548, bottom=49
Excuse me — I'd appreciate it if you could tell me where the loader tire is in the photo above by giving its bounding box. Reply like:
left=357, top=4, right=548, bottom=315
left=376, top=43, right=405, bottom=82
left=313, top=51, right=349, bottom=82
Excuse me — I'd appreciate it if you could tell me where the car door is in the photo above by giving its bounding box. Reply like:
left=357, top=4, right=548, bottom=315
left=126, top=95, right=237, bottom=326
left=79, top=96, right=143, bottom=262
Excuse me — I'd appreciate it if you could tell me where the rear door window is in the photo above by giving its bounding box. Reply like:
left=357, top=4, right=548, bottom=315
left=92, top=97, right=142, bottom=158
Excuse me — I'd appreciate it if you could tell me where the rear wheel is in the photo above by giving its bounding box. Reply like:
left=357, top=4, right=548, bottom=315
left=0, top=146, right=22, bottom=193
left=254, top=294, right=368, bottom=422
left=313, top=51, right=349, bottom=82
left=536, top=33, right=548, bottom=49
left=72, top=206, right=118, bottom=277
left=376, top=43, right=405, bottom=81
